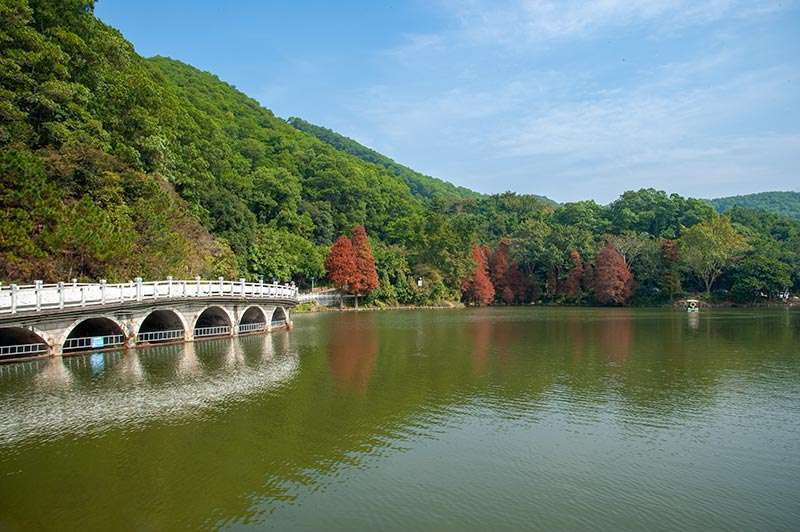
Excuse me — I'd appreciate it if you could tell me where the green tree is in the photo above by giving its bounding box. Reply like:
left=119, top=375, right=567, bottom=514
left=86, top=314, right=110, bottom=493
left=609, top=188, right=713, bottom=238
left=52, top=196, right=135, bottom=279
left=730, top=255, right=792, bottom=303
left=679, top=216, right=749, bottom=296
left=248, top=227, right=324, bottom=285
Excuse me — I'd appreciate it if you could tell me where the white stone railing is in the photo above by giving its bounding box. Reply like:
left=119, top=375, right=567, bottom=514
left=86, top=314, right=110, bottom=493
left=298, top=290, right=354, bottom=307
left=0, top=277, right=298, bottom=315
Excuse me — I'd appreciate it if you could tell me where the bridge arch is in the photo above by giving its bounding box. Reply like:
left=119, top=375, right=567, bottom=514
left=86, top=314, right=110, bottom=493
left=0, top=326, right=50, bottom=359
left=63, top=315, right=127, bottom=353
left=136, top=309, right=188, bottom=344
left=271, top=306, right=289, bottom=329
left=239, top=305, right=268, bottom=335
left=193, top=305, right=233, bottom=338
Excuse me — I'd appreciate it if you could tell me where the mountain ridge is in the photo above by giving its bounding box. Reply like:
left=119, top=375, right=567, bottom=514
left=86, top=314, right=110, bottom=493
left=287, top=117, right=480, bottom=203
left=708, top=191, right=800, bottom=220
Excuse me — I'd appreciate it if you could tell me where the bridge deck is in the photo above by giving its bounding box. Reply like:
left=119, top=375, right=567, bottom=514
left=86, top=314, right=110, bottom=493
left=0, top=278, right=298, bottom=316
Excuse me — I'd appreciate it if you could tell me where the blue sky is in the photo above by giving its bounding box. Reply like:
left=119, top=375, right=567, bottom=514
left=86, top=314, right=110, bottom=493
left=96, top=0, right=800, bottom=203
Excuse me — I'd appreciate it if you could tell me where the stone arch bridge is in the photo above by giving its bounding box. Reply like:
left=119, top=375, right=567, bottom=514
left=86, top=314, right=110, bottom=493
left=0, top=278, right=298, bottom=363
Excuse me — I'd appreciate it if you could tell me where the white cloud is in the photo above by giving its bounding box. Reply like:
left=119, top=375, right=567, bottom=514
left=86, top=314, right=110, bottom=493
left=336, top=0, right=799, bottom=202
left=439, top=0, right=789, bottom=46
left=349, top=47, right=798, bottom=200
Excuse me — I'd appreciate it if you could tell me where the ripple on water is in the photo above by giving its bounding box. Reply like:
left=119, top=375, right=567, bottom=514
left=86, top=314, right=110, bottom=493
left=0, top=340, right=298, bottom=446
left=1, top=308, right=799, bottom=531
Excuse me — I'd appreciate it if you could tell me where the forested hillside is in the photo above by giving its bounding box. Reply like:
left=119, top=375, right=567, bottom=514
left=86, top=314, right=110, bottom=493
left=710, top=191, right=800, bottom=220
left=1, top=0, right=798, bottom=306
left=287, top=117, right=481, bottom=203
left=1, top=0, right=427, bottom=283
left=0, top=0, right=238, bottom=281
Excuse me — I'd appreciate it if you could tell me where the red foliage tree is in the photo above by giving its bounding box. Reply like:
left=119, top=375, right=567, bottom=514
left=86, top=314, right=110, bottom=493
left=490, top=240, right=511, bottom=303
left=489, top=239, right=528, bottom=304
left=563, top=250, right=584, bottom=298
left=351, top=225, right=379, bottom=306
left=489, top=239, right=509, bottom=292
left=507, top=267, right=528, bottom=303
left=325, top=235, right=357, bottom=294
left=594, top=244, right=633, bottom=305
left=462, top=244, right=495, bottom=306
left=662, top=239, right=679, bottom=262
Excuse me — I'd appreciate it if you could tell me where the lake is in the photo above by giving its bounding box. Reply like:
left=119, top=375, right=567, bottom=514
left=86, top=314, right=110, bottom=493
left=1, top=308, right=798, bottom=530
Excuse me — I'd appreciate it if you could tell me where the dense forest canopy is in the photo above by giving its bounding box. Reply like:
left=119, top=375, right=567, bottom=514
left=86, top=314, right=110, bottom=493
left=287, top=117, right=483, bottom=204
left=1, top=0, right=798, bottom=306
left=710, top=191, right=800, bottom=220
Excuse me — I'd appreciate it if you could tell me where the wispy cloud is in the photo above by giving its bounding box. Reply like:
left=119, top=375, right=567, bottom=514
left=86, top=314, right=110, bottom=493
left=438, top=0, right=789, bottom=46
left=355, top=59, right=798, bottom=198
left=339, top=0, right=799, bottom=201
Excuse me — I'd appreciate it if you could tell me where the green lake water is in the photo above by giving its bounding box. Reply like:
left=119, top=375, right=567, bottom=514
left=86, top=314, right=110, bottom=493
left=1, top=308, right=799, bottom=530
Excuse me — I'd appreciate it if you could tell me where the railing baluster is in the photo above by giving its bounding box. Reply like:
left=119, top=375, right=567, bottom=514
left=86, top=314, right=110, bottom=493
left=10, top=284, right=18, bottom=314
left=35, top=280, right=42, bottom=311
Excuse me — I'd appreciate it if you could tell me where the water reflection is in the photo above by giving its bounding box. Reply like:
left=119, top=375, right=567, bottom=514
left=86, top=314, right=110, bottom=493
left=599, top=310, right=633, bottom=363
left=177, top=341, right=202, bottom=377
left=327, top=313, right=378, bottom=394
left=33, top=357, right=73, bottom=390
left=469, top=317, right=492, bottom=377
left=688, top=311, right=700, bottom=330
left=0, top=335, right=298, bottom=447
left=0, top=309, right=798, bottom=531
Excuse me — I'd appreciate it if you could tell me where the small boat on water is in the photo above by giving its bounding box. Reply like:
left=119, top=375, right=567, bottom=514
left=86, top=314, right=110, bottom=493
left=685, top=299, right=700, bottom=313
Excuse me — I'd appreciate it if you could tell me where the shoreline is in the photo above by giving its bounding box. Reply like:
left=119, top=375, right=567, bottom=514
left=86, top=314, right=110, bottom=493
left=293, top=300, right=799, bottom=314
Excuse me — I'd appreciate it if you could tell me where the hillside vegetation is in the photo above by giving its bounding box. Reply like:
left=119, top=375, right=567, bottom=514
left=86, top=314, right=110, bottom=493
left=1, top=1, right=798, bottom=306
left=287, top=117, right=481, bottom=203
left=710, top=191, right=800, bottom=220
left=1, top=0, right=427, bottom=282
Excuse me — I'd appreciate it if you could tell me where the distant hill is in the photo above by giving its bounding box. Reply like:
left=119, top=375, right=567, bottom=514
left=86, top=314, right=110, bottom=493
left=710, top=191, right=800, bottom=220
left=287, top=117, right=481, bottom=203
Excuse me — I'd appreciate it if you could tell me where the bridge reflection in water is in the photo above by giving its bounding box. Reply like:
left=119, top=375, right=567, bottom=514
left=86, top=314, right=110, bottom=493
left=0, top=333, right=297, bottom=447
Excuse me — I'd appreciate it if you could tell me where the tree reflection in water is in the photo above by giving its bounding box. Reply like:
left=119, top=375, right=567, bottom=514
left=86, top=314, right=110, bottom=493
left=599, top=310, right=634, bottom=364
left=327, top=312, right=379, bottom=394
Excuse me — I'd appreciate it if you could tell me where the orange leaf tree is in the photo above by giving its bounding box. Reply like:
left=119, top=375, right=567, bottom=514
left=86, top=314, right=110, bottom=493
left=462, top=244, right=495, bottom=306
left=351, top=225, right=379, bottom=305
left=325, top=235, right=357, bottom=293
left=594, top=244, right=633, bottom=305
